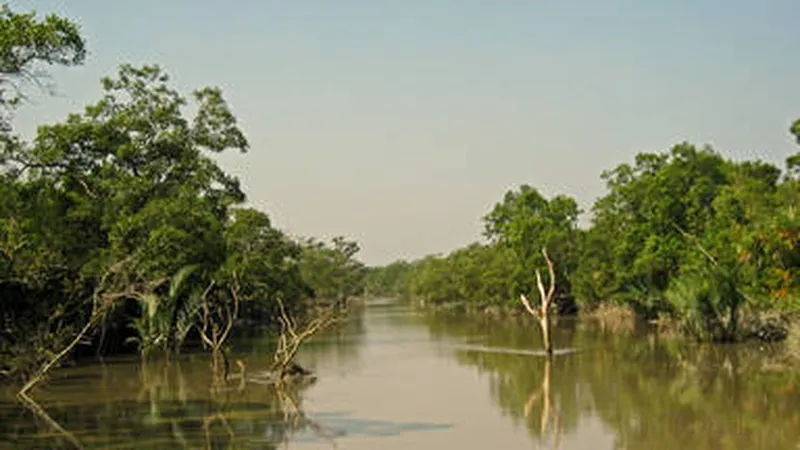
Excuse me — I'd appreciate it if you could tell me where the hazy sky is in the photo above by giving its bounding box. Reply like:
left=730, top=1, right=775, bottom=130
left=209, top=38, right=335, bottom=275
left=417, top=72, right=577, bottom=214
left=10, top=1, right=800, bottom=265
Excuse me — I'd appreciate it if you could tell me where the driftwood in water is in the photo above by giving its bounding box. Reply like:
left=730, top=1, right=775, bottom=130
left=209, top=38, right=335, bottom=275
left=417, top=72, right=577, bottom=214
left=520, top=247, right=557, bottom=356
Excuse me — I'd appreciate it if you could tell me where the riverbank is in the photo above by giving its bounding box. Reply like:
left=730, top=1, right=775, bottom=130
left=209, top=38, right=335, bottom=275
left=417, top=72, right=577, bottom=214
left=410, top=297, right=799, bottom=348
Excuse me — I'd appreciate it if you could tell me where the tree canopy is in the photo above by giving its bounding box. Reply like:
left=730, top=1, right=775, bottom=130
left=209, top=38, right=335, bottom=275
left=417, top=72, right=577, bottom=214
left=0, top=5, right=368, bottom=382
left=374, top=133, right=800, bottom=342
left=0, top=3, right=85, bottom=130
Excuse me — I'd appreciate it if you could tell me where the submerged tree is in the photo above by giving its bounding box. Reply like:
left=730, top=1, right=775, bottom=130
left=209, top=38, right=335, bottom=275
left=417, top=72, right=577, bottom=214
left=266, top=236, right=368, bottom=382
left=270, top=297, right=339, bottom=382
left=520, top=247, right=557, bottom=355
left=483, top=186, right=575, bottom=353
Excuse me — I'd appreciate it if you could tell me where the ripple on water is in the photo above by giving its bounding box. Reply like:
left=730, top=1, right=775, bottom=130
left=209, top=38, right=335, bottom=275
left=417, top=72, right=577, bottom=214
left=450, top=344, right=581, bottom=357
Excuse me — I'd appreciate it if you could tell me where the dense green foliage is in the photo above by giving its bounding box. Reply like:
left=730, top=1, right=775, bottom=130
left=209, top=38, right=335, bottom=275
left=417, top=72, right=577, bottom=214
left=299, top=236, right=366, bottom=303
left=0, top=5, right=366, bottom=382
left=0, top=3, right=85, bottom=130
left=364, top=260, right=413, bottom=298
left=374, top=140, right=800, bottom=341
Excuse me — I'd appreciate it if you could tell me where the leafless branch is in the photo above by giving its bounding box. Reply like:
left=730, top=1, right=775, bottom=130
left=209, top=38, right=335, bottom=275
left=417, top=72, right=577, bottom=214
left=519, top=294, right=539, bottom=318
left=271, top=297, right=339, bottom=380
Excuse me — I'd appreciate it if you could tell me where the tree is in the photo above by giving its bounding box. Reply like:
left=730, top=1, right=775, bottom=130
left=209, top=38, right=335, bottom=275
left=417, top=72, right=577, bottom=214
left=2, top=63, right=253, bottom=386
left=0, top=3, right=85, bottom=130
left=0, top=3, right=87, bottom=382
left=571, top=144, right=732, bottom=313
left=483, top=185, right=579, bottom=309
left=381, top=124, right=800, bottom=343
left=520, top=247, right=557, bottom=355
left=299, top=236, right=366, bottom=304
left=364, top=260, right=413, bottom=298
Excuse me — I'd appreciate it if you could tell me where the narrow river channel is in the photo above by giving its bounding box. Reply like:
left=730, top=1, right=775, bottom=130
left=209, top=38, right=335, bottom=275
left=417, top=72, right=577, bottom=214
left=2, top=298, right=799, bottom=449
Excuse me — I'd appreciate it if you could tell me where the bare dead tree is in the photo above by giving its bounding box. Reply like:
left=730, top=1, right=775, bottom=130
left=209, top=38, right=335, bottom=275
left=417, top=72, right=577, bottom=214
left=520, top=247, right=557, bottom=356
left=196, top=279, right=240, bottom=387
left=271, top=297, right=339, bottom=382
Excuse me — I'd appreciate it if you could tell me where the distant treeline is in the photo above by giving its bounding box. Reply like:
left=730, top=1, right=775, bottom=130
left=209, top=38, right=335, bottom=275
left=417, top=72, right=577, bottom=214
left=367, top=134, right=800, bottom=342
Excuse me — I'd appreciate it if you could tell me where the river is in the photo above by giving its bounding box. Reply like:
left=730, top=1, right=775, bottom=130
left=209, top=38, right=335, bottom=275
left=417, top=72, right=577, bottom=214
left=2, top=298, right=800, bottom=449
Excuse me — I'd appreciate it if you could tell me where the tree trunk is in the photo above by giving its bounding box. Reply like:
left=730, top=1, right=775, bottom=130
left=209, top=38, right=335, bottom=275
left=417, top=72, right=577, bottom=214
left=540, top=315, right=552, bottom=355
left=520, top=247, right=557, bottom=357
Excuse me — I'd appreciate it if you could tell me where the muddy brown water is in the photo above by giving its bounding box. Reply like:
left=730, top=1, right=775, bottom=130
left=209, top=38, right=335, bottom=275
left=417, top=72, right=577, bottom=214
left=2, top=299, right=800, bottom=449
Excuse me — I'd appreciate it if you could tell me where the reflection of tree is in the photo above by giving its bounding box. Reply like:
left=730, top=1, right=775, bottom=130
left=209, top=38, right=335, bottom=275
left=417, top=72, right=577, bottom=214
left=1, top=304, right=366, bottom=448
left=455, top=346, right=583, bottom=446
left=0, top=355, right=341, bottom=449
left=274, top=383, right=340, bottom=449
left=523, top=358, right=562, bottom=448
left=429, top=315, right=800, bottom=449
left=14, top=393, right=83, bottom=449
left=419, top=311, right=579, bottom=352
left=582, top=337, right=800, bottom=450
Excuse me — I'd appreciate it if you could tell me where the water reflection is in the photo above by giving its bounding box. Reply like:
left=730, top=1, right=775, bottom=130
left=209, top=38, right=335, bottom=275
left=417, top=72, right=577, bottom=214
left=3, top=301, right=800, bottom=449
left=0, top=305, right=370, bottom=449
left=0, top=301, right=455, bottom=449
left=0, top=355, right=331, bottom=449
left=425, top=312, right=800, bottom=449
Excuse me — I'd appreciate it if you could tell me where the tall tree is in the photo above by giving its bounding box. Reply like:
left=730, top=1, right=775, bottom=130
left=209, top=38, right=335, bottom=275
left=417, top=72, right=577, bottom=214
left=483, top=185, right=580, bottom=304
left=299, top=236, right=366, bottom=303
left=0, top=3, right=85, bottom=131
left=1, top=63, right=255, bottom=382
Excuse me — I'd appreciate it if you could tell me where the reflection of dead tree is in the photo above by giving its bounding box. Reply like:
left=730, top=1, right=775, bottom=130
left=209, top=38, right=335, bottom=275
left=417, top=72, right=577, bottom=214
left=235, top=359, right=246, bottom=393
left=17, top=394, right=84, bottom=450
left=520, top=247, right=557, bottom=356
left=198, top=375, right=339, bottom=449
left=271, top=297, right=339, bottom=382
left=524, top=358, right=562, bottom=448
left=274, top=383, right=339, bottom=449
left=203, top=411, right=235, bottom=449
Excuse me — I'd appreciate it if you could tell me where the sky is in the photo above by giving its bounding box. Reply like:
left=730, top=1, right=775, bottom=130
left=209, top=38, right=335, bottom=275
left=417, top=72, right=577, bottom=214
left=9, top=0, right=800, bottom=265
